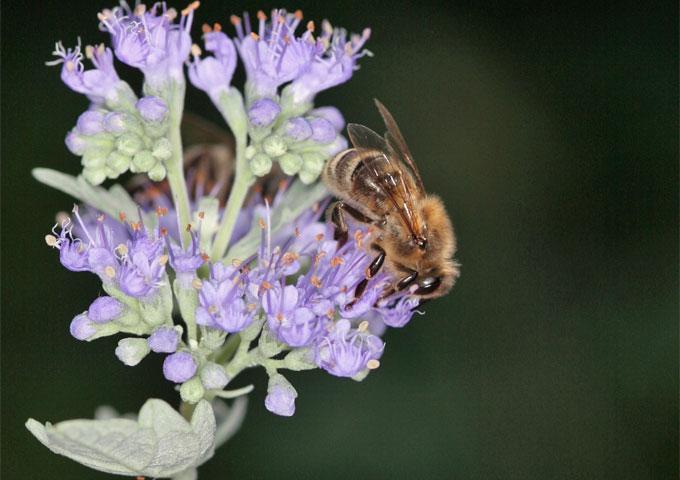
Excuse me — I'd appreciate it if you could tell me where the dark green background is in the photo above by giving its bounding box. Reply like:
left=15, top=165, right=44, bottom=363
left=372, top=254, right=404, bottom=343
left=2, top=1, right=677, bottom=478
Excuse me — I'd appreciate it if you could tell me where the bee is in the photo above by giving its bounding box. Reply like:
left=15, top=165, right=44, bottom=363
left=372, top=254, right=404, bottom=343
left=323, top=100, right=460, bottom=301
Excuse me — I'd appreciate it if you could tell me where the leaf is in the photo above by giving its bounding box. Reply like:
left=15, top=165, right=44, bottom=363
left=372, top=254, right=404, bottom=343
left=225, top=180, right=329, bottom=261
left=32, top=168, right=139, bottom=221
left=26, top=398, right=216, bottom=478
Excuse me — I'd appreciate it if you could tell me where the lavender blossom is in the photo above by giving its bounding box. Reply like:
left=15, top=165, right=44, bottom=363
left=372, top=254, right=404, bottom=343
left=188, top=26, right=238, bottom=101
left=148, top=326, right=180, bottom=353
left=315, top=319, right=384, bottom=378
left=87, top=296, right=124, bottom=324
left=163, top=351, right=197, bottom=383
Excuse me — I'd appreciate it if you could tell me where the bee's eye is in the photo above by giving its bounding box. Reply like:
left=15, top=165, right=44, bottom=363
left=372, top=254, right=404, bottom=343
left=414, top=276, right=441, bottom=295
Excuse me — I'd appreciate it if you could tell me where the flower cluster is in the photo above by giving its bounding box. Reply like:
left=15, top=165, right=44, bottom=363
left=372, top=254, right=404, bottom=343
left=29, top=2, right=432, bottom=478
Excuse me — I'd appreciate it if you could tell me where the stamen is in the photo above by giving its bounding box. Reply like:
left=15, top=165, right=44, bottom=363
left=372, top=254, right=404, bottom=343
left=366, top=359, right=380, bottom=370
left=115, top=243, right=129, bottom=256
left=250, top=32, right=260, bottom=40
left=307, top=21, right=315, bottom=32
left=160, top=227, right=168, bottom=236
left=156, top=206, right=168, bottom=217
left=295, top=10, right=303, bottom=20
left=330, top=256, right=344, bottom=267
left=119, top=212, right=127, bottom=222
left=186, top=223, right=193, bottom=232
left=198, top=211, right=205, bottom=220
left=256, top=10, right=266, bottom=20
left=202, top=23, right=212, bottom=33
left=192, top=278, right=203, bottom=289
left=230, top=14, right=241, bottom=25
left=357, top=320, right=369, bottom=332
left=45, top=235, right=59, bottom=247
left=213, top=22, right=222, bottom=32
left=261, top=280, right=272, bottom=290
left=181, top=1, right=200, bottom=16
left=191, top=43, right=201, bottom=56
left=208, top=305, right=218, bottom=314
left=159, top=255, right=169, bottom=266
left=104, top=266, right=116, bottom=278
left=310, top=276, right=322, bottom=288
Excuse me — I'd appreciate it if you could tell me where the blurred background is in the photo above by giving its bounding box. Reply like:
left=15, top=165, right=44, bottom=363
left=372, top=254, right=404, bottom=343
left=2, top=1, right=677, bottom=478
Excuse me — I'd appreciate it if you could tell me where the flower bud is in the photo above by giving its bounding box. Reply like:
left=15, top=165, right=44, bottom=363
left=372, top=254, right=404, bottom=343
left=262, top=135, right=287, bottom=158
left=116, top=133, right=143, bottom=157
left=250, top=153, right=273, bottom=177
left=152, top=138, right=172, bottom=161
left=82, top=167, right=107, bottom=185
left=298, top=152, right=326, bottom=184
left=107, top=151, right=130, bottom=174
left=70, top=313, right=96, bottom=341
left=103, top=112, right=131, bottom=135
left=136, top=96, right=168, bottom=123
left=163, top=351, right=197, bottom=383
left=283, top=117, right=312, bottom=142
left=200, top=362, right=229, bottom=390
left=81, top=148, right=108, bottom=169
left=132, top=150, right=156, bottom=172
left=309, top=117, right=336, bottom=144
left=279, top=152, right=304, bottom=175
left=248, top=98, right=280, bottom=127
left=180, top=376, right=205, bottom=404
left=88, top=296, right=124, bottom=324
left=65, top=131, right=88, bottom=155
left=76, top=110, right=106, bottom=135
left=147, top=326, right=180, bottom=353
left=310, top=106, right=345, bottom=131
left=147, top=162, right=167, bottom=181
left=265, top=373, right=297, bottom=417
left=114, top=338, right=150, bottom=366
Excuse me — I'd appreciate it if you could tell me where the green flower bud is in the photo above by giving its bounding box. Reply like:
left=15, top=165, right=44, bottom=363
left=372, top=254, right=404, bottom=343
left=278, top=152, right=304, bottom=175
left=82, top=167, right=107, bottom=185
left=114, top=338, right=150, bottom=366
left=262, top=134, right=287, bottom=158
left=148, top=162, right=167, bottom=181
left=144, top=122, right=168, bottom=139
left=250, top=153, right=273, bottom=177
left=180, top=376, right=205, bottom=404
left=152, top=138, right=172, bottom=161
left=107, top=151, right=131, bottom=174
left=81, top=148, right=108, bottom=169
left=132, top=150, right=156, bottom=172
left=301, top=152, right=326, bottom=175
left=245, top=145, right=258, bottom=160
left=116, top=133, right=144, bottom=157
left=105, top=167, right=121, bottom=179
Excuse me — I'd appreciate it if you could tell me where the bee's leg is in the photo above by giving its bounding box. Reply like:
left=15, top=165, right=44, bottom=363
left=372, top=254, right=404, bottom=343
left=329, top=201, right=377, bottom=247
left=396, top=271, right=418, bottom=291
left=329, top=201, right=350, bottom=246
left=345, top=246, right=386, bottom=311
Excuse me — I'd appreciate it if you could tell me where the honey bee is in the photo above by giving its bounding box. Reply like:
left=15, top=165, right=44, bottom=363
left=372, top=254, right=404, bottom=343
left=323, top=100, right=460, bottom=301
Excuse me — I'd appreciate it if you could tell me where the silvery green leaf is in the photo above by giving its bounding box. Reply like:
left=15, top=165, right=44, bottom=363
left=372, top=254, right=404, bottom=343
left=26, top=398, right=216, bottom=478
left=225, top=180, right=328, bottom=261
left=212, top=396, right=248, bottom=448
left=32, top=168, right=140, bottom=221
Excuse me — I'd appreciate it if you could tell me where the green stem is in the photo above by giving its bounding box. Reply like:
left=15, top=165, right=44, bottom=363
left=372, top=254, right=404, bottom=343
left=210, top=89, right=253, bottom=261
left=164, top=81, right=192, bottom=247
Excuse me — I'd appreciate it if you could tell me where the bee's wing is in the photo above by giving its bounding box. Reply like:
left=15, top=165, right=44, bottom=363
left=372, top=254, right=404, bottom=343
left=347, top=123, right=426, bottom=241
left=374, top=99, right=426, bottom=193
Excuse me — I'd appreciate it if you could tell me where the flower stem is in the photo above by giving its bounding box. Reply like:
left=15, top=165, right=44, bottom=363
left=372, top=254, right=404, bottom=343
left=164, top=81, right=192, bottom=247
left=210, top=89, right=253, bottom=261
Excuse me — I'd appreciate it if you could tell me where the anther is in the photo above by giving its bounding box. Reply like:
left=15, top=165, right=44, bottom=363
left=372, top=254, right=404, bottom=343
left=315, top=233, right=325, bottom=241
left=105, top=266, right=116, bottom=278
left=200, top=253, right=209, bottom=261
left=250, top=32, right=260, bottom=40
left=119, top=212, right=127, bottom=222
left=202, top=23, right=212, bottom=33
left=261, top=280, right=272, bottom=290
left=257, top=10, right=266, bottom=20
left=133, top=4, right=146, bottom=15
left=208, top=305, right=218, bottom=314
left=186, top=223, right=193, bottom=232
left=160, top=227, right=168, bottom=236
left=258, top=218, right=266, bottom=229
left=357, top=320, right=369, bottom=332
left=198, top=211, right=205, bottom=220
left=181, top=1, right=200, bottom=16
left=214, top=22, right=222, bottom=32
left=156, top=206, right=168, bottom=217
left=45, top=235, right=59, bottom=247
left=330, top=256, right=344, bottom=267
left=191, top=44, right=201, bottom=56
left=307, top=21, right=315, bottom=32
left=310, top=276, right=322, bottom=288
left=366, top=359, right=380, bottom=370
left=192, top=278, right=203, bottom=289
left=115, top=243, right=129, bottom=256
left=230, top=15, right=241, bottom=25
left=231, top=258, right=242, bottom=267
left=85, top=45, right=95, bottom=59
left=159, top=255, right=169, bottom=266
left=294, top=9, right=303, bottom=20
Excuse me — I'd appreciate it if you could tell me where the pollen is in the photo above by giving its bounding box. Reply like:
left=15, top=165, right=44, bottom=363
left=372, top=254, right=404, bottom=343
left=191, top=278, right=203, bottom=289
left=104, top=266, right=116, bottom=278
left=115, top=243, right=128, bottom=256
left=258, top=218, right=266, bottom=229
left=133, top=4, right=146, bottom=16
left=160, top=227, right=168, bottom=236
left=294, top=9, right=303, bottom=20
left=156, top=206, right=168, bottom=217
left=45, top=234, right=58, bottom=247
left=85, top=45, right=95, bottom=59
left=307, top=21, right=315, bottom=32
left=198, top=211, right=205, bottom=220
left=366, top=359, right=380, bottom=370
left=213, top=22, right=222, bottom=32
left=247, top=303, right=257, bottom=311
left=230, top=15, right=241, bottom=26
left=208, top=305, right=218, bottom=314
left=315, top=233, right=325, bottom=242
left=231, top=258, right=242, bottom=267
left=119, top=211, right=127, bottom=222
left=282, top=252, right=299, bottom=264
left=201, top=23, right=212, bottom=33
left=159, top=255, right=169, bottom=266
left=330, top=256, right=344, bottom=267
left=354, top=230, right=364, bottom=248
left=181, top=1, right=200, bottom=17
left=357, top=320, right=369, bottom=332
left=257, top=10, right=266, bottom=20
left=250, top=32, right=260, bottom=41
left=310, top=275, right=322, bottom=288
left=201, top=253, right=210, bottom=261
left=261, top=280, right=272, bottom=290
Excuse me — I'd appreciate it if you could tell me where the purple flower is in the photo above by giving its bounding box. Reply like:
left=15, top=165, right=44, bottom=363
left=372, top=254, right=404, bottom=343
left=378, top=295, right=418, bottom=328
left=46, top=217, right=90, bottom=272
left=163, top=351, right=197, bottom=383
left=148, top=326, right=179, bottom=353
left=286, top=21, right=371, bottom=104
left=87, top=296, right=124, bottom=324
left=167, top=229, right=205, bottom=286
left=248, top=98, right=281, bottom=127
left=195, top=263, right=254, bottom=333
left=283, top=117, right=313, bottom=141
left=118, top=250, right=167, bottom=298
left=136, top=96, right=168, bottom=122
left=47, top=42, right=120, bottom=104
left=231, top=9, right=315, bottom=98
left=70, top=313, right=96, bottom=341
left=310, top=106, right=345, bottom=131
left=188, top=28, right=237, bottom=101
left=315, top=319, right=384, bottom=378
left=98, top=2, right=197, bottom=86
left=262, top=284, right=323, bottom=347
left=265, top=374, right=297, bottom=416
